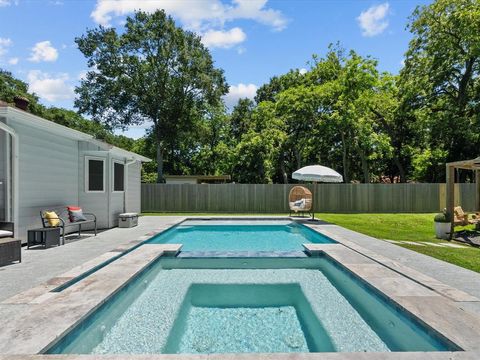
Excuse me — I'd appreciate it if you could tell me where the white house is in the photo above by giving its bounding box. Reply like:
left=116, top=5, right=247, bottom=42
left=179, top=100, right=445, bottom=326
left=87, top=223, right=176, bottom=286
left=0, top=100, right=150, bottom=241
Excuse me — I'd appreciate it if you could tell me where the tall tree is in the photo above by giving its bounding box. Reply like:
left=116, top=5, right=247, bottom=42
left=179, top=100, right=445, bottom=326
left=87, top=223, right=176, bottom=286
left=400, top=0, right=480, bottom=181
left=75, top=10, right=228, bottom=182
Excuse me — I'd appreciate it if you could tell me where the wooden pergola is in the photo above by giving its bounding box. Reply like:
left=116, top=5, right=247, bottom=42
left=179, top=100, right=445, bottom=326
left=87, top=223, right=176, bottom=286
left=446, top=156, right=480, bottom=239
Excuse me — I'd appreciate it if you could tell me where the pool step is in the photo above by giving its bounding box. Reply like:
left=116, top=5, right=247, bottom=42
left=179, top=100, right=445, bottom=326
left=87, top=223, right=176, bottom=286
left=178, top=250, right=308, bottom=258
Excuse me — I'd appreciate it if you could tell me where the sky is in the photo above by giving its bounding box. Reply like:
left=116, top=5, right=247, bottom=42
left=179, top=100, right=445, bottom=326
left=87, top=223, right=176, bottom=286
left=0, top=0, right=431, bottom=138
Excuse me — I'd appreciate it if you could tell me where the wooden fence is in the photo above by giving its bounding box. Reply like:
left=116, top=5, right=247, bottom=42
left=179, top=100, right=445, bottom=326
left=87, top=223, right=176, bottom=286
left=141, top=183, right=477, bottom=213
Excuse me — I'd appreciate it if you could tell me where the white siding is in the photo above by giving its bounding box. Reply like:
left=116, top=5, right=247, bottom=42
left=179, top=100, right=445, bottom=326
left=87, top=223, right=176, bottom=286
left=0, top=129, right=6, bottom=221
left=12, top=120, right=79, bottom=240
left=4, top=112, right=145, bottom=240
left=126, top=160, right=141, bottom=213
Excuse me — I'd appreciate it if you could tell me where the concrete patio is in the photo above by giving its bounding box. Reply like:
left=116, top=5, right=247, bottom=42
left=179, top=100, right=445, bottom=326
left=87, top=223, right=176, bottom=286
left=0, top=216, right=183, bottom=301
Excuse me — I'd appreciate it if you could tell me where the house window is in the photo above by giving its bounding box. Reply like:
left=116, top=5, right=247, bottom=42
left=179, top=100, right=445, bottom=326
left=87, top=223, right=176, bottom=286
left=86, top=157, right=105, bottom=192
left=113, top=161, right=125, bottom=192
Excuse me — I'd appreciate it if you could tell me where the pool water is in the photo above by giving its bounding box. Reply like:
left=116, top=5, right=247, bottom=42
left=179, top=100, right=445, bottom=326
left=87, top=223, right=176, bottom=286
left=165, top=284, right=327, bottom=353
left=147, top=220, right=335, bottom=252
left=47, top=257, right=457, bottom=355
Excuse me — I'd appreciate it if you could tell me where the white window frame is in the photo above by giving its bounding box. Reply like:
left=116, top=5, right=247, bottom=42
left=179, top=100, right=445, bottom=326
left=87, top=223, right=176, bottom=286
left=85, top=156, right=106, bottom=193
left=112, top=159, right=126, bottom=193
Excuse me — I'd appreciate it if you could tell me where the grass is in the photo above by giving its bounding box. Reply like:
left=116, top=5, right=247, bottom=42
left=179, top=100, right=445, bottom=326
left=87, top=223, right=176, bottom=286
left=143, top=212, right=480, bottom=273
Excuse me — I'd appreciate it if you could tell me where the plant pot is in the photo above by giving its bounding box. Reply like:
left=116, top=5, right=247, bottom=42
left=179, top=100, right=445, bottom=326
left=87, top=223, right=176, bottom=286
left=434, top=221, right=451, bottom=240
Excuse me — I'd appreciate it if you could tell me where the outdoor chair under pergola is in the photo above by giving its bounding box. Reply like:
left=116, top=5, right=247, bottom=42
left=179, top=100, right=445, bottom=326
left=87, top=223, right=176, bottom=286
left=445, top=156, right=480, bottom=240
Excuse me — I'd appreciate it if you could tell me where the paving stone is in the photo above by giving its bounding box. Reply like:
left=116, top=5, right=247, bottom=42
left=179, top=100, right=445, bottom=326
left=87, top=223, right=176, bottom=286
left=384, top=239, right=402, bottom=244
left=400, top=241, right=426, bottom=246
left=420, top=242, right=448, bottom=247
left=442, top=243, right=468, bottom=248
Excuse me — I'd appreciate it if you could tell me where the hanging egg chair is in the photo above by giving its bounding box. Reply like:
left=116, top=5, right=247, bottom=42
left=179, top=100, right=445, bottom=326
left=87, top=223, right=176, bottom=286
left=288, top=186, right=313, bottom=217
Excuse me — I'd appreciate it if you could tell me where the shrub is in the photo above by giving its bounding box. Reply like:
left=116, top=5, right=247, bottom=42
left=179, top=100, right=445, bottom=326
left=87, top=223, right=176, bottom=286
left=434, top=212, right=450, bottom=223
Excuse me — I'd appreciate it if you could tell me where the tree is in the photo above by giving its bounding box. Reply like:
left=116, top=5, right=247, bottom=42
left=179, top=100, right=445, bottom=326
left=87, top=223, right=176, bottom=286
left=0, top=70, right=45, bottom=115
left=75, top=10, right=228, bottom=182
left=400, top=0, right=480, bottom=181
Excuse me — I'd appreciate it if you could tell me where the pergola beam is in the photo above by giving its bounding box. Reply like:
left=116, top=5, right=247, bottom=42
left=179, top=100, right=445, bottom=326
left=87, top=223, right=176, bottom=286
left=476, top=170, right=480, bottom=212
left=445, top=156, right=480, bottom=240
left=446, top=164, right=455, bottom=239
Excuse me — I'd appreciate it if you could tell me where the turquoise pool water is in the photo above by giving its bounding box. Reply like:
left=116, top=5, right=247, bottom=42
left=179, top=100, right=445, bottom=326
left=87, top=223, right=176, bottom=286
left=46, top=257, right=458, bottom=355
left=51, top=220, right=331, bottom=293
left=147, top=220, right=335, bottom=251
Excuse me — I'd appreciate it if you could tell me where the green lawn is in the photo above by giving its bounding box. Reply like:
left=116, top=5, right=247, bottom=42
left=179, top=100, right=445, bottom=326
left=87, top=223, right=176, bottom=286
left=143, top=212, right=480, bottom=273
left=318, top=213, right=480, bottom=273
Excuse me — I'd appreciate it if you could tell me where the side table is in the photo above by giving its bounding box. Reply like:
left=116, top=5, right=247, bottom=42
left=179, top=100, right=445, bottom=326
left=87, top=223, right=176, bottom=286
left=27, top=227, right=61, bottom=249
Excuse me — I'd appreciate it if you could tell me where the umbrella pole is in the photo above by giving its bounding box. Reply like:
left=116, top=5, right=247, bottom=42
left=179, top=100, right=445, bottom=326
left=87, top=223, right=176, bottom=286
left=311, top=181, right=316, bottom=221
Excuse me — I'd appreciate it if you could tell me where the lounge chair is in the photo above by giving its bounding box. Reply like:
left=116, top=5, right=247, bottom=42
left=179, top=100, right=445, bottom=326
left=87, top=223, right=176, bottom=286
left=453, top=206, right=479, bottom=227
left=289, top=186, right=313, bottom=217
left=0, top=222, right=14, bottom=238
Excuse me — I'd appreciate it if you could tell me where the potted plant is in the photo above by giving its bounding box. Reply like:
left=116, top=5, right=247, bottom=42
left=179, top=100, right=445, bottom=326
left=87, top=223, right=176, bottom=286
left=434, top=210, right=451, bottom=240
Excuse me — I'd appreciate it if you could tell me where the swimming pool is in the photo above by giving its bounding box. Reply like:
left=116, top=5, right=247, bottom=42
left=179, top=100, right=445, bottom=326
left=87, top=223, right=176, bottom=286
left=50, top=219, right=333, bottom=293
left=46, top=256, right=458, bottom=355
left=146, top=219, right=335, bottom=252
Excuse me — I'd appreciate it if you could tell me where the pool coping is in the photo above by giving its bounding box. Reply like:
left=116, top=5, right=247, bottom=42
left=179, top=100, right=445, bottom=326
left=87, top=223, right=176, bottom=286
left=1, top=216, right=480, bottom=359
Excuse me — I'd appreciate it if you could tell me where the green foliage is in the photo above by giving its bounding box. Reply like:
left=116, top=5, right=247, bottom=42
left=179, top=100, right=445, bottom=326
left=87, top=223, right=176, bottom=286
left=75, top=10, right=228, bottom=182
left=0, top=70, right=45, bottom=115
left=4, top=0, right=480, bottom=185
left=434, top=212, right=450, bottom=223
left=400, top=0, right=480, bottom=181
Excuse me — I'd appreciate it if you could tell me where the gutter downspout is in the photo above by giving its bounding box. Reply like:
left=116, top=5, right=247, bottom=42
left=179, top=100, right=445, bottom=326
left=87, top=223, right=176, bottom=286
left=0, top=121, right=19, bottom=237
left=124, top=158, right=137, bottom=213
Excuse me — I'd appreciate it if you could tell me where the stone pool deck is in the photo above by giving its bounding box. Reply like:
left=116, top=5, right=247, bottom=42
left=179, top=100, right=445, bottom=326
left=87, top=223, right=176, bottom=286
left=1, top=215, right=480, bottom=359
left=0, top=216, right=185, bottom=302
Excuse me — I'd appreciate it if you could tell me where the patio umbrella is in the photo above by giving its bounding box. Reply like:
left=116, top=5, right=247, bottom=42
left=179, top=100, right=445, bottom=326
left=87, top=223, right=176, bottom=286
left=292, top=165, right=343, bottom=220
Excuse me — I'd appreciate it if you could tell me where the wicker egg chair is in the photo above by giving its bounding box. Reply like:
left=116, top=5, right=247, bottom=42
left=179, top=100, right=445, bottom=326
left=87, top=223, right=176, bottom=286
left=288, top=186, right=313, bottom=217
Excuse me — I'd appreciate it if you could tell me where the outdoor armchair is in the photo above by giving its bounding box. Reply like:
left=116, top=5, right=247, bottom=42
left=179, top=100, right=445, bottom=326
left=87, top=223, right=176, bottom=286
left=453, top=206, right=479, bottom=226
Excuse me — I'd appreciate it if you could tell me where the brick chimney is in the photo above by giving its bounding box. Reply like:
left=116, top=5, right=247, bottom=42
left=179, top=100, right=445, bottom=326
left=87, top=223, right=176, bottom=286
left=13, top=96, right=29, bottom=111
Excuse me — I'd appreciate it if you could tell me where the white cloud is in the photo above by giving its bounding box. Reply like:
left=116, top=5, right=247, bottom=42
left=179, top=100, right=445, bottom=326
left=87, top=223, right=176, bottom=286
left=27, top=70, right=74, bottom=102
left=223, top=83, right=258, bottom=109
left=0, top=37, right=12, bottom=57
left=0, top=0, right=16, bottom=6
left=357, top=3, right=390, bottom=37
left=299, top=68, right=307, bottom=75
left=29, top=41, right=58, bottom=62
left=77, top=70, right=88, bottom=80
left=202, top=27, right=246, bottom=49
left=91, top=0, right=287, bottom=31
left=8, top=57, right=18, bottom=65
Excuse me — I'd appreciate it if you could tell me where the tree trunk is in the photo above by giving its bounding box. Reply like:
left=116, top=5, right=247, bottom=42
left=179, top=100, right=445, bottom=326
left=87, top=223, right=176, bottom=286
left=294, top=148, right=301, bottom=170
left=393, top=156, right=406, bottom=183
left=280, top=152, right=288, bottom=184
left=156, top=145, right=164, bottom=183
left=341, top=132, right=349, bottom=183
left=457, top=57, right=475, bottom=110
left=359, top=150, right=370, bottom=183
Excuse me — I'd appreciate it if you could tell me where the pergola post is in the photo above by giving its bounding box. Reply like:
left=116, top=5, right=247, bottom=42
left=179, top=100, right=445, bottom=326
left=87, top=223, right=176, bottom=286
left=446, top=164, right=455, bottom=240
left=476, top=169, right=480, bottom=212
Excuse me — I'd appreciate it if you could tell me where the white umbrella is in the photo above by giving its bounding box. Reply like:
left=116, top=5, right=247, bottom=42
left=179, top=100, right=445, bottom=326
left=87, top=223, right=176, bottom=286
left=292, top=165, right=343, bottom=220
